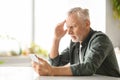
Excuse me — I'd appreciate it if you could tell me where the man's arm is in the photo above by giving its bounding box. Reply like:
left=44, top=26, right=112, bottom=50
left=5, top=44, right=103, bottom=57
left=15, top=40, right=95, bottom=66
left=49, top=38, right=60, bottom=59
left=49, top=47, right=70, bottom=66
left=52, top=65, right=73, bottom=76
left=49, top=20, right=67, bottom=59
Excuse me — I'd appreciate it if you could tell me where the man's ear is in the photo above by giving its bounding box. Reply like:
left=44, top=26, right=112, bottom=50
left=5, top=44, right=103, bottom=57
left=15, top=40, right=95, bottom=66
left=85, top=19, right=90, bottom=28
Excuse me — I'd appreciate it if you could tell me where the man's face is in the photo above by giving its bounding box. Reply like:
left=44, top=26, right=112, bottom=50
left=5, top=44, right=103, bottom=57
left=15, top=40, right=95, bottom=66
left=66, top=14, right=88, bottom=42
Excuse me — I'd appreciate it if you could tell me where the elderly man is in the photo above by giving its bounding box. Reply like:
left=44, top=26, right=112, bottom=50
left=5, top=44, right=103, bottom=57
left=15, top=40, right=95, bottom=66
left=32, top=7, right=120, bottom=77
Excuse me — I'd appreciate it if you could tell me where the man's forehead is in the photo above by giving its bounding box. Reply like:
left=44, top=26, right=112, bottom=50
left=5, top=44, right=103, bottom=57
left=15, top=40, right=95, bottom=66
left=66, top=14, right=81, bottom=22
left=66, top=15, right=80, bottom=25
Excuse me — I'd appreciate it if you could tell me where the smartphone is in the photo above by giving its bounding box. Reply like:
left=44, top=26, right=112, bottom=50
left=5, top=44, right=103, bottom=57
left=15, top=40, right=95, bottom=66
left=29, top=54, right=40, bottom=64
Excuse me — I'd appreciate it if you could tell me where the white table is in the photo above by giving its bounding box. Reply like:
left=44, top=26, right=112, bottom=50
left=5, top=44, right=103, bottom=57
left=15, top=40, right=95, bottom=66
left=36, top=76, right=120, bottom=80
left=0, top=67, right=37, bottom=80
left=0, top=56, right=119, bottom=80
left=0, top=67, right=119, bottom=80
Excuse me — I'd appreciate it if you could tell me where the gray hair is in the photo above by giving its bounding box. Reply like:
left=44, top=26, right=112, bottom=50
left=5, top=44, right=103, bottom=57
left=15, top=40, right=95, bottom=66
left=67, top=7, right=90, bottom=20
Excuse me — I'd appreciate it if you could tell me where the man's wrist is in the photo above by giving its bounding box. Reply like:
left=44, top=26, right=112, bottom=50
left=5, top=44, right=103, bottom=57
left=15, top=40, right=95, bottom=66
left=53, top=37, right=61, bottom=41
left=49, top=66, right=55, bottom=76
left=48, top=66, right=73, bottom=76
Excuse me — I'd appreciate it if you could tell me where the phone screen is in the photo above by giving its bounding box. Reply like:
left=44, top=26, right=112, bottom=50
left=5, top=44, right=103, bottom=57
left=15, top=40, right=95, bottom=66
left=29, top=54, right=40, bottom=64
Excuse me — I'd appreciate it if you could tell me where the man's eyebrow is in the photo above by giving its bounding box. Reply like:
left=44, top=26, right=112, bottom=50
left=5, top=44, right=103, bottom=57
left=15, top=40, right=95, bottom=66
left=70, top=23, right=77, bottom=27
left=67, top=24, right=75, bottom=27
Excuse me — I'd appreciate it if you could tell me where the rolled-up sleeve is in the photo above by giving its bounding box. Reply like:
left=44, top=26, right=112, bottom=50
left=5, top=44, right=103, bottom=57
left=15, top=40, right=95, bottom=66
left=70, top=35, right=111, bottom=76
left=49, top=47, right=70, bottom=66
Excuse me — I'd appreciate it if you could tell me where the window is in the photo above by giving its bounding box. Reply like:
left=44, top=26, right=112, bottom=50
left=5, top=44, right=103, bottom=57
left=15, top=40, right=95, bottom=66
left=0, top=0, right=32, bottom=56
left=0, top=0, right=105, bottom=56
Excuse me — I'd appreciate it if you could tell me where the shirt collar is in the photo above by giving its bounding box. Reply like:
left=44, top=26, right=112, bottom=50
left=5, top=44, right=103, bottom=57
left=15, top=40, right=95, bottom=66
left=81, top=28, right=95, bottom=47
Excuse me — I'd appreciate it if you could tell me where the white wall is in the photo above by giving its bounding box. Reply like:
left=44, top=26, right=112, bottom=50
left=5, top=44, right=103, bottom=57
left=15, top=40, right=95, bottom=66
left=0, top=0, right=32, bottom=48
left=106, top=0, right=120, bottom=47
left=35, top=0, right=106, bottom=52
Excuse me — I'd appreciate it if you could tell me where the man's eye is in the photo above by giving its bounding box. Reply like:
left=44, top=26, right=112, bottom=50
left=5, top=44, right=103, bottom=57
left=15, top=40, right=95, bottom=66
left=70, top=26, right=73, bottom=28
left=73, top=26, right=77, bottom=28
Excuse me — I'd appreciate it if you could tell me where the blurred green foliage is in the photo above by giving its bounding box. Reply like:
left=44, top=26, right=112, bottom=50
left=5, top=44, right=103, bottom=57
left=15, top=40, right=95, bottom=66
left=111, top=0, right=120, bottom=20
left=0, top=61, right=4, bottom=64
left=28, top=42, right=48, bottom=58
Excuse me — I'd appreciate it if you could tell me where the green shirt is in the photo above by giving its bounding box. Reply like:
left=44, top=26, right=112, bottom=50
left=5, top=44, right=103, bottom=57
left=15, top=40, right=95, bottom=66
left=49, top=29, right=120, bottom=77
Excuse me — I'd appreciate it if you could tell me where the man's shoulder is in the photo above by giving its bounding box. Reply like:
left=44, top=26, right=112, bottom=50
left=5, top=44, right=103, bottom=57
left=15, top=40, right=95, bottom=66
left=92, top=30, right=106, bottom=37
left=89, top=30, right=113, bottom=47
left=91, top=30, right=109, bottom=41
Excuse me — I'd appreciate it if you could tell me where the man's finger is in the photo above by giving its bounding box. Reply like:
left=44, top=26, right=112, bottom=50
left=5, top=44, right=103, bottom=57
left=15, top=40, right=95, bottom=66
left=37, top=57, right=46, bottom=64
left=58, top=20, right=66, bottom=26
left=61, top=20, right=66, bottom=26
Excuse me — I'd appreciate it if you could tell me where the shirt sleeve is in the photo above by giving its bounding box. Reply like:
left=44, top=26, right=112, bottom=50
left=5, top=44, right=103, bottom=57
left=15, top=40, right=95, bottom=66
left=70, top=35, right=112, bottom=76
left=49, top=47, right=70, bottom=66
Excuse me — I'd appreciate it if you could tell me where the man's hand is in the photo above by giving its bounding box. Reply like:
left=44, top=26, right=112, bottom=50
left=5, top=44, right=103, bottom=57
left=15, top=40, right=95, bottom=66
left=49, top=20, right=67, bottom=59
left=32, top=57, right=53, bottom=76
left=32, top=56, right=72, bottom=76
left=54, top=20, right=67, bottom=40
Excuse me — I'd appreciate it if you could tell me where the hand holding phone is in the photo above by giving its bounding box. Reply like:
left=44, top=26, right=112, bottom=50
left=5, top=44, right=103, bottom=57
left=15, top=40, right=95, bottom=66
left=29, top=54, right=40, bottom=64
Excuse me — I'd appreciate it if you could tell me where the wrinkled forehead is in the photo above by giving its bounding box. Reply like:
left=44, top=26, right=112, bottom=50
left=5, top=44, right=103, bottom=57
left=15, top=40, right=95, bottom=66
left=66, top=14, right=82, bottom=26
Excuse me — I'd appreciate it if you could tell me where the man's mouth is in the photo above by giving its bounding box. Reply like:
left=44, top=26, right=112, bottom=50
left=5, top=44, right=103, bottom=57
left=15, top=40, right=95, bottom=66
left=71, top=36, right=76, bottom=39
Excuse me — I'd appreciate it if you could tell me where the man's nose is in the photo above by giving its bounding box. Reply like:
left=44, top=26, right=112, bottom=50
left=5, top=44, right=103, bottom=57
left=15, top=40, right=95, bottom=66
left=68, top=27, right=73, bottom=35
